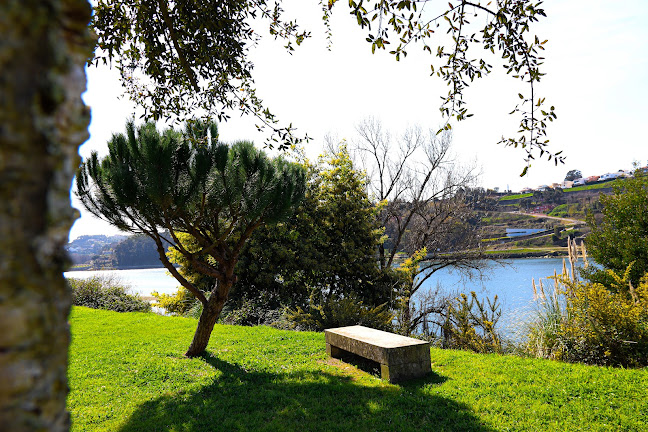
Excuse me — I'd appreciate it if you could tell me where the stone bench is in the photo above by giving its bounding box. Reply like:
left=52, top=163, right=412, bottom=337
left=325, top=325, right=431, bottom=383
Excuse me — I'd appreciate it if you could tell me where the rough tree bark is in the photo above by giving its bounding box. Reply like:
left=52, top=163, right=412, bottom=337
left=0, top=1, right=93, bottom=430
left=184, top=285, right=230, bottom=357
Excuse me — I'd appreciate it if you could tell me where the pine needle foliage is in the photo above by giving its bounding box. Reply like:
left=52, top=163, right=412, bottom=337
left=76, top=120, right=306, bottom=356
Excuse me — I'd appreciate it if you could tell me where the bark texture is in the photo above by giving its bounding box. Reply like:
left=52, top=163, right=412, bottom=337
left=185, top=298, right=227, bottom=357
left=0, top=1, right=92, bottom=430
left=184, top=281, right=232, bottom=358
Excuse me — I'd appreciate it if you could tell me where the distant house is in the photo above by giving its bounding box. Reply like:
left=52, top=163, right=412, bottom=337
left=537, top=184, right=550, bottom=191
left=551, top=183, right=562, bottom=189
left=520, top=187, right=533, bottom=193
left=600, top=172, right=621, bottom=181
left=562, top=180, right=574, bottom=188
left=573, top=178, right=586, bottom=186
left=585, top=175, right=599, bottom=183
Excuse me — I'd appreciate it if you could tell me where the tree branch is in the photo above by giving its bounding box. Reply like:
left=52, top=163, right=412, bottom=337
left=156, top=0, right=199, bottom=92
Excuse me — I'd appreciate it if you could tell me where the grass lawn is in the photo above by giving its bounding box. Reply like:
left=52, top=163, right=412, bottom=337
left=499, top=193, right=533, bottom=201
left=565, top=179, right=620, bottom=193
left=69, top=307, right=648, bottom=432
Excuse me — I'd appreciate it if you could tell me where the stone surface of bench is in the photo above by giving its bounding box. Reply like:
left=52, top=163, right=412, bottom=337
left=325, top=325, right=431, bottom=383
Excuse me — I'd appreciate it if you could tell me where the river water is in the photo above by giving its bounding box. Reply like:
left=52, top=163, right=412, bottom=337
left=423, top=257, right=578, bottom=338
left=65, top=257, right=577, bottom=338
left=64, top=268, right=179, bottom=296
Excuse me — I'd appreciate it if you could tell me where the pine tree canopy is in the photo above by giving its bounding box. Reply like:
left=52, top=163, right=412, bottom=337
left=76, top=120, right=306, bottom=356
left=76, top=120, right=306, bottom=243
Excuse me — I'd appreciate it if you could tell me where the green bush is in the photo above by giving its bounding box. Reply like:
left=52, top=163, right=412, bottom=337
left=152, top=286, right=198, bottom=316
left=525, top=265, right=648, bottom=367
left=441, top=292, right=503, bottom=353
left=219, top=297, right=291, bottom=328
left=152, top=287, right=293, bottom=328
left=287, top=294, right=394, bottom=332
left=548, top=203, right=569, bottom=217
left=68, top=275, right=151, bottom=313
left=524, top=279, right=569, bottom=361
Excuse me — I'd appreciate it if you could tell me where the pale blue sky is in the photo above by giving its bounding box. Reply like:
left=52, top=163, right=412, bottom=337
left=72, top=0, right=648, bottom=239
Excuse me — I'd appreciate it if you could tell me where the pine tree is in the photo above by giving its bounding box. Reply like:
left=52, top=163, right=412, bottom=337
left=76, top=120, right=306, bottom=356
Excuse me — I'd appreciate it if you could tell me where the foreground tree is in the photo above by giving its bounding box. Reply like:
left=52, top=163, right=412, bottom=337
left=0, top=1, right=93, bottom=430
left=76, top=121, right=305, bottom=356
left=585, top=170, right=648, bottom=287
left=92, top=0, right=557, bottom=164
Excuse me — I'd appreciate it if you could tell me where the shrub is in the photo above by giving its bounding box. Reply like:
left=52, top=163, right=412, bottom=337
left=219, top=296, right=290, bottom=328
left=524, top=278, right=569, bottom=361
left=548, top=204, right=569, bottom=218
left=152, top=287, right=198, bottom=316
left=68, top=275, right=151, bottom=313
left=287, top=294, right=394, bottom=332
left=441, top=292, right=503, bottom=353
left=560, top=269, right=648, bottom=366
left=524, top=240, right=648, bottom=367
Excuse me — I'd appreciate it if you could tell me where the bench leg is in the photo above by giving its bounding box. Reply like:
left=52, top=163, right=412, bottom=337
left=380, top=360, right=431, bottom=383
left=326, top=343, right=344, bottom=359
left=380, top=363, right=392, bottom=382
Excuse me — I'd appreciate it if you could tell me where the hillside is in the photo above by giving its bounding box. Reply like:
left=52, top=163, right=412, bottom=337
left=67, top=233, right=164, bottom=270
left=68, top=307, right=648, bottom=431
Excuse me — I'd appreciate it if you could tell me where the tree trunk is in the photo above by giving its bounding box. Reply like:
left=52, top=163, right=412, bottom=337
left=0, top=1, right=92, bottom=431
left=185, top=294, right=227, bottom=357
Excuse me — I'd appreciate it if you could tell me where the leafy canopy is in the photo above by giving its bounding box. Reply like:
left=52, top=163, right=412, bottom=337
left=92, top=0, right=557, bottom=167
left=77, top=121, right=305, bottom=246
left=585, top=170, right=648, bottom=286
left=160, top=145, right=398, bottom=327
left=564, top=169, right=582, bottom=181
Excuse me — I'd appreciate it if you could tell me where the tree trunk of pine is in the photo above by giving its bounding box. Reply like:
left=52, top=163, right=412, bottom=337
left=185, top=298, right=227, bottom=357
left=184, top=282, right=230, bottom=358
left=0, top=1, right=92, bottom=431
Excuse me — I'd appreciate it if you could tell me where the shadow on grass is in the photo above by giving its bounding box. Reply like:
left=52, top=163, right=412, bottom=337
left=118, top=352, right=493, bottom=432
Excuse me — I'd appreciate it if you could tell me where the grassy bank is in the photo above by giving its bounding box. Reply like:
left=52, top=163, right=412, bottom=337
left=69, top=307, right=648, bottom=431
left=499, top=192, right=533, bottom=201
left=483, top=248, right=567, bottom=258
left=565, top=179, right=619, bottom=193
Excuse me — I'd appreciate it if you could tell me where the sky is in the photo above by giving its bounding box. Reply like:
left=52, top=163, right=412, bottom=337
left=70, top=0, right=648, bottom=240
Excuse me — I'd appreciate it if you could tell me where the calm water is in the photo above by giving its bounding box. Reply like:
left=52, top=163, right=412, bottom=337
left=418, top=257, right=578, bottom=337
left=65, top=257, right=576, bottom=337
left=64, top=268, right=179, bottom=296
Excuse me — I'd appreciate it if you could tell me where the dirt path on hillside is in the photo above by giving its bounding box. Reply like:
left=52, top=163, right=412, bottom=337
left=522, top=212, right=583, bottom=225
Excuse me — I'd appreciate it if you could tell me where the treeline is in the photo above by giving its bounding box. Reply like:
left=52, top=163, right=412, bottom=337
left=69, top=234, right=166, bottom=270
left=113, top=233, right=166, bottom=269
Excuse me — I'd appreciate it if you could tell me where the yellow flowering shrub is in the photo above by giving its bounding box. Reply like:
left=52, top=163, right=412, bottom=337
left=442, top=292, right=503, bottom=354
left=526, top=262, right=648, bottom=367
left=559, top=269, right=648, bottom=366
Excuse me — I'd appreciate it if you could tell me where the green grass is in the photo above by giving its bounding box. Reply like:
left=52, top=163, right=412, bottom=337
left=499, top=179, right=622, bottom=202
left=69, top=307, right=648, bottom=431
left=565, top=179, right=621, bottom=193
left=483, top=248, right=565, bottom=256
left=499, top=193, right=533, bottom=201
